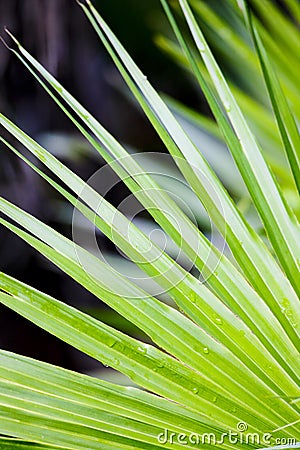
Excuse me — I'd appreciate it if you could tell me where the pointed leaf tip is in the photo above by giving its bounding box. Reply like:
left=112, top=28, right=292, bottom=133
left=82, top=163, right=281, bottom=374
left=3, top=28, right=20, bottom=48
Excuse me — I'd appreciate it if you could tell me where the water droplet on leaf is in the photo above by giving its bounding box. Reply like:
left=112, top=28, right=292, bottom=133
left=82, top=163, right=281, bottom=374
left=190, top=292, right=196, bottom=303
left=157, top=361, right=165, bottom=369
left=137, top=346, right=147, bottom=354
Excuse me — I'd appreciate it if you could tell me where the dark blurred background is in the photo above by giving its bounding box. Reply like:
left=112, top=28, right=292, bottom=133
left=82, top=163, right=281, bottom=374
left=0, top=0, right=200, bottom=375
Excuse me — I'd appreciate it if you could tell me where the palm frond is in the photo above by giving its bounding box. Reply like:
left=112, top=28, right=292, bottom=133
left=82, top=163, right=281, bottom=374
left=0, top=0, right=299, bottom=448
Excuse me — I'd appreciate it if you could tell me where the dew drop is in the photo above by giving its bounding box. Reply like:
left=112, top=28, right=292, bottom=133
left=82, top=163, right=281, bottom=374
left=137, top=346, right=147, bottom=354
left=190, top=292, right=196, bottom=303
left=37, top=152, right=46, bottom=163
left=282, top=297, right=289, bottom=308
left=117, top=344, right=123, bottom=352
left=203, top=347, right=209, bottom=354
left=212, top=396, right=217, bottom=403
left=192, top=387, right=199, bottom=394
left=215, top=317, right=223, bottom=325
